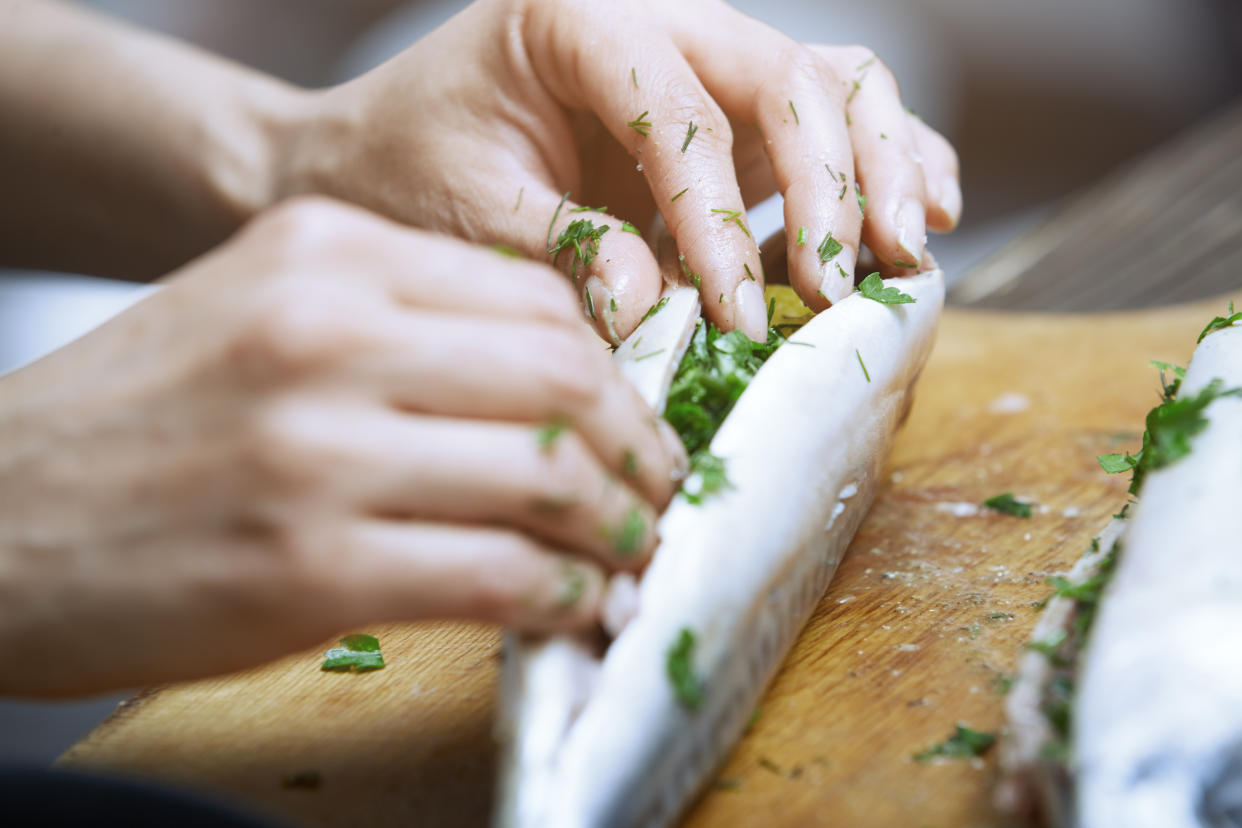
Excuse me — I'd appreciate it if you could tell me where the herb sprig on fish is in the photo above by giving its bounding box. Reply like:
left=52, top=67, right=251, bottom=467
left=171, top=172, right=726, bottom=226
left=664, top=308, right=788, bottom=503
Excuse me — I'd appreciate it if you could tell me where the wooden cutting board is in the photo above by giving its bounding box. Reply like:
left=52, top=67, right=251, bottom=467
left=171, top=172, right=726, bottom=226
left=59, top=290, right=1240, bottom=827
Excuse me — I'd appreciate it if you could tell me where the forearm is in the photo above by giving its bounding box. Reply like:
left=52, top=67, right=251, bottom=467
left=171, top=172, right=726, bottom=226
left=0, top=0, right=308, bottom=279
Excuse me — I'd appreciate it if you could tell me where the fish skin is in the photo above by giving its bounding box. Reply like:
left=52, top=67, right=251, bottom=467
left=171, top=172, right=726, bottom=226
left=1074, top=325, right=1242, bottom=827
left=496, top=272, right=945, bottom=828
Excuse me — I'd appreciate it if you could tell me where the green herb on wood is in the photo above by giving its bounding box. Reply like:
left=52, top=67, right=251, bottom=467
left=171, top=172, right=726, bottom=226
left=983, top=492, right=1032, bottom=518
left=913, top=724, right=995, bottom=762
left=321, top=634, right=385, bottom=673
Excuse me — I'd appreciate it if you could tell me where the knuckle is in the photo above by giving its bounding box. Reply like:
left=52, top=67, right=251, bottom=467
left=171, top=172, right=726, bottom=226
left=231, top=285, right=357, bottom=377
left=240, top=398, right=335, bottom=497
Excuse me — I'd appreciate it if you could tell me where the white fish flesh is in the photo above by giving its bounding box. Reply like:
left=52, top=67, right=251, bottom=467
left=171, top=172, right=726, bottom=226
left=1000, top=322, right=1242, bottom=827
left=495, top=271, right=944, bottom=827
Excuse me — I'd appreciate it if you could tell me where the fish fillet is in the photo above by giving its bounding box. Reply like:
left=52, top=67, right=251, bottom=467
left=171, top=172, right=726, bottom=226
left=496, top=271, right=945, bottom=828
left=1000, top=321, right=1242, bottom=827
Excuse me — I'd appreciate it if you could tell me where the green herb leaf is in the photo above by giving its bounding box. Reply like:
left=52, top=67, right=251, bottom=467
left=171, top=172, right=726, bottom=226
left=627, top=110, right=653, bottom=136
left=857, top=272, right=915, bottom=305
left=983, top=492, right=1032, bottom=518
left=548, top=219, right=609, bottom=278
left=817, top=232, right=842, bottom=263
left=671, top=186, right=689, bottom=203
left=631, top=67, right=638, bottom=89
left=856, top=182, right=866, bottom=216
left=556, top=563, right=587, bottom=609
left=536, top=419, right=568, bottom=453
left=855, top=349, right=870, bottom=383
left=788, top=100, right=799, bottom=125
left=621, top=220, right=641, bottom=236
left=710, top=208, right=752, bottom=238
left=607, top=505, right=646, bottom=557
left=1097, top=452, right=1139, bottom=474
left=681, top=451, right=732, bottom=505
left=796, top=226, right=807, bottom=246
left=666, top=628, right=704, bottom=710
left=1197, top=301, right=1241, bottom=343
left=491, top=244, right=523, bottom=258
left=640, top=296, right=669, bottom=324
left=681, top=121, right=699, bottom=153
left=913, top=724, right=995, bottom=762
left=321, top=634, right=385, bottom=673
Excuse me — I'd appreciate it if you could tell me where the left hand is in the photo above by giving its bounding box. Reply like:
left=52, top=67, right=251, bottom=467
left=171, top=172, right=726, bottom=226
left=282, top=0, right=961, bottom=343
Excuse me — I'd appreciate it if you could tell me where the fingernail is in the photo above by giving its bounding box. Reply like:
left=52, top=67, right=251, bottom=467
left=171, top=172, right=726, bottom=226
left=938, top=176, right=962, bottom=227
left=585, top=277, right=621, bottom=345
left=732, top=279, right=768, bottom=341
left=656, top=419, right=690, bottom=481
left=818, top=247, right=858, bottom=305
left=600, top=572, right=640, bottom=638
left=896, top=198, right=926, bottom=265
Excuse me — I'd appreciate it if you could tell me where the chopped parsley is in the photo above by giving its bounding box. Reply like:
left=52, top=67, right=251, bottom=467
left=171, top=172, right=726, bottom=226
left=857, top=272, right=915, bottom=305
left=631, top=67, right=638, bottom=88
left=514, top=187, right=523, bottom=212
left=536, top=419, right=568, bottom=453
left=622, top=448, right=639, bottom=478
left=639, top=296, right=669, bottom=324
left=710, top=207, right=752, bottom=238
left=556, top=563, right=587, bottom=608
left=681, top=121, right=698, bottom=153
left=983, top=492, right=1031, bottom=518
left=679, top=253, right=701, bottom=289
left=584, top=285, right=596, bottom=320
left=856, top=183, right=866, bottom=216
left=1197, top=301, right=1241, bottom=343
left=671, top=186, right=689, bottom=203
left=664, top=315, right=787, bottom=503
left=621, top=220, right=641, bottom=235
left=1102, top=377, right=1242, bottom=495
left=666, top=627, right=704, bottom=710
left=855, top=349, right=870, bottom=382
left=796, top=226, right=807, bottom=246
left=321, top=634, right=385, bottom=673
left=627, top=111, right=653, bottom=136
left=607, top=506, right=646, bottom=557
left=817, top=232, right=842, bottom=263
left=491, top=243, right=523, bottom=258
left=548, top=219, right=609, bottom=279
left=913, top=724, right=995, bottom=762
left=788, top=100, right=799, bottom=125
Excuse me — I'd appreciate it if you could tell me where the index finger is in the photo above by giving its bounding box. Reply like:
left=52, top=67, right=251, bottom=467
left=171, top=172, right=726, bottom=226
left=524, top=5, right=767, bottom=340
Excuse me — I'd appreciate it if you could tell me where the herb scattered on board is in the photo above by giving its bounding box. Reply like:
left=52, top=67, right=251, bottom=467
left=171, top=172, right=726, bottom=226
left=983, top=492, right=1032, bottom=518
left=857, top=272, right=915, bottom=305
left=627, top=110, right=653, bottom=136
left=321, top=634, right=385, bottom=673
left=913, top=724, right=995, bottom=762
left=666, top=627, right=704, bottom=709
left=1197, top=301, right=1241, bottom=343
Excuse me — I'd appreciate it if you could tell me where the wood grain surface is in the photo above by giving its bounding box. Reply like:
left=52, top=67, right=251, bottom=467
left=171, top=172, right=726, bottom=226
left=59, top=290, right=1240, bottom=827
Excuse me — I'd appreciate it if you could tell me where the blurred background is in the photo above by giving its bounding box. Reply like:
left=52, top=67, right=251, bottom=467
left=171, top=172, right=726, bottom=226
left=2, top=0, right=1240, bottom=762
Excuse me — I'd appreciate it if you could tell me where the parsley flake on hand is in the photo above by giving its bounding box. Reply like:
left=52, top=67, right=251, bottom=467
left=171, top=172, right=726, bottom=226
left=983, top=492, right=1032, bottom=518
left=680, top=121, right=698, bottom=153
left=548, top=219, right=609, bottom=279
left=817, top=232, right=842, bottom=263
left=666, top=627, right=704, bottom=710
left=321, top=634, right=385, bottom=673
left=626, top=110, right=653, bottom=136
left=857, top=272, right=915, bottom=305
left=536, top=419, right=568, bottom=453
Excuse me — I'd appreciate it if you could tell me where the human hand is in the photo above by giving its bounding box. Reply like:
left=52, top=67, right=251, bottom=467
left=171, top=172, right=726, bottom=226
left=282, top=0, right=960, bottom=342
left=0, top=198, right=686, bottom=697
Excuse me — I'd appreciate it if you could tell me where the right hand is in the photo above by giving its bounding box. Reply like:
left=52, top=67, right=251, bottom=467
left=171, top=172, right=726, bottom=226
left=0, top=197, right=686, bottom=697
